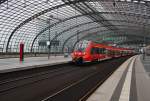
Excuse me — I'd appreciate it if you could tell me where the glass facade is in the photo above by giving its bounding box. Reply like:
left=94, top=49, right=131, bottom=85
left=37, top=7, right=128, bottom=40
left=0, top=0, right=150, bottom=54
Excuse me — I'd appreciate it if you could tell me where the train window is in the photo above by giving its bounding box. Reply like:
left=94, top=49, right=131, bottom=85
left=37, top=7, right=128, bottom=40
left=99, top=48, right=101, bottom=54
left=91, top=47, right=106, bottom=54
left=107, top=50, right=110, bottom=55
left=107, top=50, right=114, bottom=55
left=91, top=47, right=98, bottom=54
left=99, top=48, right=105, bottom=54
left=115, top=51, right=119, bottom=55
left=75, top=40, right=89, bottom=52
left=104, top=49, right=108, bottom=54
left=91, top=48, right=95, bottom=54
left=96, top=48, right=99, bottom=54
left=103, top=48, right=107, bottom=54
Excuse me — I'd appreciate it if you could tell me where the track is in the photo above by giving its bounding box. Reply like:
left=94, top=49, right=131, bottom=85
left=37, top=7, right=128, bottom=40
left=0, top=56, right=130, bottom=101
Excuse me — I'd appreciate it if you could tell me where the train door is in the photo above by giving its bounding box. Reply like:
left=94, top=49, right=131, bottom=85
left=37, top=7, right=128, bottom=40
left=91, top=47, right=97, bottom=61
left=102, top=48, right=106, bottom=59
left=91, top=47, right=95, bottom=60
left=98, top=48, right=105, bottom=59
left=95, top=48, right=99, bottom=60
left=107, top=49, right=113, bottom=57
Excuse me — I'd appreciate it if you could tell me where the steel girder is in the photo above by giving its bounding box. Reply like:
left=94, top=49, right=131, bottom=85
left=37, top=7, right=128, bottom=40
left=71, top=31, right=150, bottom=52
left=68, top=27, right=149, bottom=46
left=71, top=30, right=148, bottom=52
left=97, top=33, right=147, bottom=38
left=63, top=0, right=119, bottom=31
left=30, top=11, right=150, bottom=52
left=8, top=11, right=150, bottom=52
left=33, top=11, right=150, bottom=40
left=117, top=40, right=148, bottom=45
left=3, top=0, right=150, bottom=52
left=61, top=26, right=147, bottom=53
left=62, top=30, right=112, bottom=53
left=30, top=17, right=149, bottom=52
left=95, top=34, right=150, bottom=44
left=0, top=0, right=7, bottom=4
left=5, top=0, right=86, bottom=52
left=61, top=24, right=147, bottom=49
left=62, top=0, right=150, bottom=30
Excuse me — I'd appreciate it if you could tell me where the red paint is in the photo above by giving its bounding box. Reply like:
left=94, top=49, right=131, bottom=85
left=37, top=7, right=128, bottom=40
left=71, top=41, right=134, bottom=63
left=20, top=43, right=24, bottom=62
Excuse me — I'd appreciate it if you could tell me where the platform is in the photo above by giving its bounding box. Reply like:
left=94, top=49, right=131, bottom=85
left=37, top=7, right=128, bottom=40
left=87, top=55, right=150, bottom=101
left=0, top=56, right=71, bottom=73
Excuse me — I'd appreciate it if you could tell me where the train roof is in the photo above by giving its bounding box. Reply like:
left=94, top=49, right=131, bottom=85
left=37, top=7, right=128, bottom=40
left=90, top=41, right=133, bottom=51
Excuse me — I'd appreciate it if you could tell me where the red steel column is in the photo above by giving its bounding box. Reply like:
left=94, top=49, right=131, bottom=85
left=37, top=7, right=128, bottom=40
left=20, top=43, right=24, bottom=62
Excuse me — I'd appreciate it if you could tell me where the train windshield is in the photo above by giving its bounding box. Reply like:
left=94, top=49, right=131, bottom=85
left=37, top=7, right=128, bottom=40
left=75, top=40, right=89, bottom=52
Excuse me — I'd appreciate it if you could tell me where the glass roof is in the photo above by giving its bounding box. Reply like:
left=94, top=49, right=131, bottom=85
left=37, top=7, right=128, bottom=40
left=0, top=0, right=150, bottom=53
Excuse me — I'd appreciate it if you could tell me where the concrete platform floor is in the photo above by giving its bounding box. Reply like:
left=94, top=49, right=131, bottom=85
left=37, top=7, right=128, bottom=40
left=87, top=55, right=150, bottom=101
left=0, top=55, right=71, bottom=73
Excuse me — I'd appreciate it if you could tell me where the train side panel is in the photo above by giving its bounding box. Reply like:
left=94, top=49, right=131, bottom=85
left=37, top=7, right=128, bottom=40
left=71, top=40, right=134, bottom=63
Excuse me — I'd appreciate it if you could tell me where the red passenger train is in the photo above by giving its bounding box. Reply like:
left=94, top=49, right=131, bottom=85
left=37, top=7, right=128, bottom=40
left=71, top=40, right=133, bottom=64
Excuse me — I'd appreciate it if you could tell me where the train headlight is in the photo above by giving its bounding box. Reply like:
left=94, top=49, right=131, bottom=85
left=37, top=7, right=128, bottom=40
left=83, top=52, right=86, bottom=55
left=74, top=52, right=77, bottom=55
left=78, top=52, right=81, bottom=55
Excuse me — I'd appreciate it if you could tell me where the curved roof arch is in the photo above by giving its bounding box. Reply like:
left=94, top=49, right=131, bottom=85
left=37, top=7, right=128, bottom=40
left=32, top=13, right=150, bottom=45
left=70, top=30, right=150, bottom=52
left=62, top=26, right=148, bottom=52
left=31, top=14, right=150, bottom=52
left=0, top=0, right=150, bottom=53
left=32, top=10, right=150, bottom=40
left=31, top=18, right=149, bottom=51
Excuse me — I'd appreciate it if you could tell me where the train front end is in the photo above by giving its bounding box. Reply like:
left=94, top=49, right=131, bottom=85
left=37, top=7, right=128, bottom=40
left=71, top=40, right=91, bottom=64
